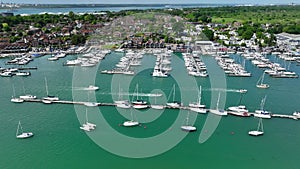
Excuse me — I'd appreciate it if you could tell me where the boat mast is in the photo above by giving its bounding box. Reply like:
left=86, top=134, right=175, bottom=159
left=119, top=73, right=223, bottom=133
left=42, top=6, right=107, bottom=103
left=85, top=108, right=88, bottom=124
left=173, top=84, right=175, bottom=102
left=216, top=92, right=221, bottom=110
left=261, top=72, right=265, bottom=85
left=260, top=95, right=267, bottom=110
left=12, top=84, right=16, bottom=97
left=45, top=77, right=49, bottom=96
left=198, top=86, right=202, bottom=105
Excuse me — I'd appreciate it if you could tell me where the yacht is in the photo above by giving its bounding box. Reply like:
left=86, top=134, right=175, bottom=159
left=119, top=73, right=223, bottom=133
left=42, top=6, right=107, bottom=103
left=151, top=105, right=164, bottom=110
left=15, top=72, right=31, bottom=76
left=80, top=108, right=96, bottom=131
left=123, top=120, right=139, bottom=127
left=256, top=72, right=269, bottom=89
left=84, top=102, right=99, bottom=107
left=11, top=85, right=24, bottom=103
left=123, top=109, right=139, bottom=127
left=249, top=118, right=264, bottom=136
left=84, top=85, right=99, bottom=91
left=0, top=71, right=12, bottom=77
left=227, top=105, right=250, bottom=117
left=209, top=92, right=228, bottom=116
left=42, top=77, right=59, bottom=101
left=48, top=56, right=59, bottom=61
left=19, top=95, right=36, bottom=100
left=166, top=84, right=182, bottom=108
left=64, top=59, right=81, bottom=66
left=11, top=97, right=24, bottom=103
left=189, top=86, right=207, bottom=113
left=181, top=111, right=197, bottom=132
left=254, top=96, right=271, bottom=119
left=293, top=111, right=300, bottom=118
left=228, top=105, right=249, bottom=112
left=132, top=84, right=148, bottom=109
left=16, top=121, right=34, bottom=139
left=116, top=102, right=131, bottom=109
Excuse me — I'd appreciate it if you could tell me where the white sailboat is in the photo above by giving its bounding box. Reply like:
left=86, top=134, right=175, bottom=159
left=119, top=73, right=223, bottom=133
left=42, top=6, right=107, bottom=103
left=254, top=96, right=271, bottom=119
left=248, top=118, right=264, bottom=136
left=181, top=111, right=197, bottom=132
left=132, top=84, right=148, bottom=109
left=16, top=121, right=34, bottom=139
left=19, top=79, right=36, bottom=100
left=123, top=109, right=139, bottom=127
left=189, top=86, right=207, bottom=114
left=11, top=84, right=24, bottom=103
left=42, top=77, right=59, bottom=102
left=209, top=92, right=228, bottom=116
left=151, top=92, right=164, bottom=110
left=80, top=108, right=96, bottom=131
left=256, top=72, right=270, bottom=89
left=115, top=84, right=131, bottom=109
left=166, top=84, right=182, bottom=108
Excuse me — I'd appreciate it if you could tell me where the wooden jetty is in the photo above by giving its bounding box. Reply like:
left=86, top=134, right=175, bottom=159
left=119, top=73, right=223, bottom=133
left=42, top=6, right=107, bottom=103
left=20, top=98, right=299, bottom=121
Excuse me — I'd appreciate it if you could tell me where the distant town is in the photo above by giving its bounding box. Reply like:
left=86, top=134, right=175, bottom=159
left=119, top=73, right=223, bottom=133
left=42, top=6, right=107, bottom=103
left=0, top=4, right=299, bottom=56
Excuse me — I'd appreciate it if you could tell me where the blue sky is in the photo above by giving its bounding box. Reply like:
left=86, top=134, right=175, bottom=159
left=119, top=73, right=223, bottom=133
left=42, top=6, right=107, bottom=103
left=5, top=0, right=300, bottom=5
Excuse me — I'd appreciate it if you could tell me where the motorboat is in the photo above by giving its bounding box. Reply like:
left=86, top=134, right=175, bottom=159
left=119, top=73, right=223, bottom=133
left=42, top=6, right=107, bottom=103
left=84, top=85, right=99, bottom=91
left=227, top=105, right=248, bottom=112
left=19, top=95, right=36, bottom=99
left=123, top=120, right=139, bottom=127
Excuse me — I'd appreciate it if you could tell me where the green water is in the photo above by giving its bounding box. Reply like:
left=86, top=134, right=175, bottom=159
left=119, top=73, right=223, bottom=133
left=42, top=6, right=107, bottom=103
left=1, top=52, right=299, bottom=169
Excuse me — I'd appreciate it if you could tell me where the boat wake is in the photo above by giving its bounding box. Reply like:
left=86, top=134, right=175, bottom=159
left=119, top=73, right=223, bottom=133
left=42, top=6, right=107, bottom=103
left=98, top=92, right=162, bottom=97
left=205, top=88, right=247, bottom=93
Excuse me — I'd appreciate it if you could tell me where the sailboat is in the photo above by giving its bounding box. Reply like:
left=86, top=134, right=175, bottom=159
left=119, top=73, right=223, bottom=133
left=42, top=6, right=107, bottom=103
left=11, top=84, right=24, bottom=103
left=151, top=92, right=164, bottom=110
left=166, top=84, right=182, bottom=108
left=132, top=84, right=148, bottom=109
left=209, top=92, right=228, bottom=116
left=115, top=84, right=131, bottom=109
left=19, top=79, right=36, bottom=100
left=248, top=118, right=264, bottom=136
left=42, top=77, right=59, bottom=103
left=123, top=109, right=139, bottom=127
left=16, top=121, right=34, bottom=139
left=256, top=72, right=270, bottom=89
left=254, top=96, right=271, bottom=119
left=181, top=111, right=197, bottom=132
left=80, top=108, right=96, bottom=131
left=189, top=86, right=207, bottom=114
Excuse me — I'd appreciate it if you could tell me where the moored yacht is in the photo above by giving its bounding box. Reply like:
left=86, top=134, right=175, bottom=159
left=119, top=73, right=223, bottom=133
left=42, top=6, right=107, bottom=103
left=209, top=92, right=228, bottom=116
left=19, top=94, right=36, bottom=100
left=254, top=96, right=271, bottom=119
left=189, top=86, right=207, bottom=114
left=227, top=105, right=250, bottom=117
left=293, top=111, right=300, bottom=118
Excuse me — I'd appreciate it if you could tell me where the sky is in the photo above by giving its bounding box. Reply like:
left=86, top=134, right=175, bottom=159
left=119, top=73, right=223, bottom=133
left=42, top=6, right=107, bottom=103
left=5, top=0, right=300, bottom=5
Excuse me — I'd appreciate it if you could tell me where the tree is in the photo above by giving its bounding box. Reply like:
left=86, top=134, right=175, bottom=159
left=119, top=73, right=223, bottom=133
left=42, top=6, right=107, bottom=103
left=2, top=23, right=11, bottom=32
left=242, top=30, right=254, bottom=40
left=202, top=28, right=214, bottom=41
left=71, top=34, right=86, bottom=45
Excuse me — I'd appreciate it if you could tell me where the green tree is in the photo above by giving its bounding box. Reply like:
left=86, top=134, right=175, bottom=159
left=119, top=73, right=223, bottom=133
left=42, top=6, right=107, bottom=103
left=202, top=28, right=214, bottom=41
